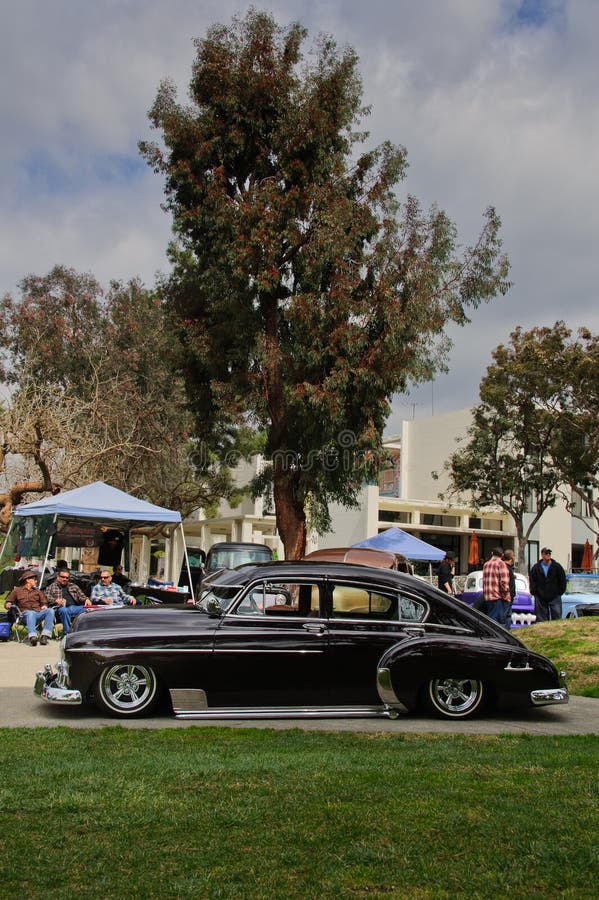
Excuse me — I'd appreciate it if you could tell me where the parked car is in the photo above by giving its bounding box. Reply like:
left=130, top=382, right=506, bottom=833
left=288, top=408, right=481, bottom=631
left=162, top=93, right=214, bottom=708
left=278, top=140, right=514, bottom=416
left=457, top=570, right=535, bottom=627
left=303, top=547, right=398, bottom=569
left=204, top=542, right=274, bottom=574
left=561, top=573, right=599, bottom=618
left=35, top=561, right=567, bottom=721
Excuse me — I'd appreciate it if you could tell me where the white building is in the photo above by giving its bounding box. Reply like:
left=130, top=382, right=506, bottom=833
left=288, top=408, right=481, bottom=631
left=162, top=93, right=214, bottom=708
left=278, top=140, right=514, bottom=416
left=188, top=408, right=596, bottom=574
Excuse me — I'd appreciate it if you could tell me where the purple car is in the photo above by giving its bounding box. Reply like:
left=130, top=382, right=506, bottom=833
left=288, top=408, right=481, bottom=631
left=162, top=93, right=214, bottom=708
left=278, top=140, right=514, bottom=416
left=457, top=570, right=536, bottom=627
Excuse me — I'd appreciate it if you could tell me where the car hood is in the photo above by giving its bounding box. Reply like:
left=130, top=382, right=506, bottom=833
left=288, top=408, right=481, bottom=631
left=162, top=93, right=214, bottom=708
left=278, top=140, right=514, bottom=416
left=70, top=605, right=214, bottom=637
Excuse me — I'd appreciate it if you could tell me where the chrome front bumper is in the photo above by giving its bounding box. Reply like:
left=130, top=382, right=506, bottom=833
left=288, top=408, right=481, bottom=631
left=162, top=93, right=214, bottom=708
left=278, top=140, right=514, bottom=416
left=34, top=664, right=82, bottom=706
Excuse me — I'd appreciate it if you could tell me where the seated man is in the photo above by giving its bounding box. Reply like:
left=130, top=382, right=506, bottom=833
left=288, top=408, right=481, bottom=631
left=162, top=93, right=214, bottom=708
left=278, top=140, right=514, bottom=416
left=45, top=568, right=91, bottom=635
left=4, top=570, right=55, bottom=646
left=91, top=570, right=138, bottom=606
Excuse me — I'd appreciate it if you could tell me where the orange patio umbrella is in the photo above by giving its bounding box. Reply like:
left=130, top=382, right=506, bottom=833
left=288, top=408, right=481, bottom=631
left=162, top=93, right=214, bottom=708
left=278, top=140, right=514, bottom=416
left=468, top=532, right=480, bottom=567
left=581, top=539, right=593, bottom=572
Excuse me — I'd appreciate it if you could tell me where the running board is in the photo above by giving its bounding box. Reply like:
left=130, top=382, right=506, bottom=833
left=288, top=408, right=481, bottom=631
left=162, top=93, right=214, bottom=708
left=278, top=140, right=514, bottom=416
left=170, top=690, right=398, bottom=720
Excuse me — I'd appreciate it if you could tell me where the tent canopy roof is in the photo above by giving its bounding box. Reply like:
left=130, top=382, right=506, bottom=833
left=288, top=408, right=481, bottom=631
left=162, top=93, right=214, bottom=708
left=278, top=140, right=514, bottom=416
left=352, top=527, right=445, bottom=561
left=14, top=481, right=181, bottom=527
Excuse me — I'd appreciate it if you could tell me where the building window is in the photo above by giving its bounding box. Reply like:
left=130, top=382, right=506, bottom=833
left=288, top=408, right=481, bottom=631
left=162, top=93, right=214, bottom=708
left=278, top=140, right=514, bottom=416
left=379, top=510, right=412, bottom=524
left=525, top=492, right=537, bottom=514
left=526, top=541, right=539, bottom=573
left=481, top=518, right=502, bottom=531
left=422, top=514, right=460, bottom=528
left=468, top=517, right=482, bottom=529
left=571, top=488, right=593, bottom=519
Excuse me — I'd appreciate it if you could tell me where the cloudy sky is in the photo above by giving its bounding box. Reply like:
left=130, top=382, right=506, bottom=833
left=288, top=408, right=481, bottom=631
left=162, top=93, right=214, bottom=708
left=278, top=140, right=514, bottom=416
left=2, top=0, right=597, bottom=432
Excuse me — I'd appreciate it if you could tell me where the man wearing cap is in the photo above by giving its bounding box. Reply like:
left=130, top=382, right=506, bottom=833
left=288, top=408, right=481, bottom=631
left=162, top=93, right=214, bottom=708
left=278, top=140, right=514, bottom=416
left=529, top=548, right=567, bottom=622
left=3, top=571, right=55, bottom=646
left=437, top=551, right=456, bottom=594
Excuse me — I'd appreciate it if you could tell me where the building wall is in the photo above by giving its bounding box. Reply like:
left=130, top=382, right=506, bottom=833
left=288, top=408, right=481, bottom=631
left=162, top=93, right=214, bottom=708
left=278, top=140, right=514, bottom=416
left=400, top=408, right=472, bottom=501
left=317, top=485, right=380, bottom=550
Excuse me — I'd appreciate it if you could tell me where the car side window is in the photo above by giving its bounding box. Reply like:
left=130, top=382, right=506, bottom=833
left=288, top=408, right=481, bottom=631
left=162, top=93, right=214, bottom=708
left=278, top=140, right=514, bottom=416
left=331, top=585, right=395, bottom=619
left=397, top=593, right=427, bottom=622
left=234, top=581, right=320, bottom=617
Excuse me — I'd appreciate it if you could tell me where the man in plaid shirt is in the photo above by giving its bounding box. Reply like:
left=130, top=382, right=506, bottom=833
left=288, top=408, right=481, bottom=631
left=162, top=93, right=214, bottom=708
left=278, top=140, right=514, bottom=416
left=482, top=547, right=511, bottom=625
left=91, top=569, right=138, bottom=606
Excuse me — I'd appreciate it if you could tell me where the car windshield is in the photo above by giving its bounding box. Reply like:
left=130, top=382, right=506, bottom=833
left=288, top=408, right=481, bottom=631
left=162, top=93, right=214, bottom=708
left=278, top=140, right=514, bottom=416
left=565, top=576, right=599, bottom=595
left=197, top=584, right=241, bottom=613
left=207, top=547, right=272, bottom=571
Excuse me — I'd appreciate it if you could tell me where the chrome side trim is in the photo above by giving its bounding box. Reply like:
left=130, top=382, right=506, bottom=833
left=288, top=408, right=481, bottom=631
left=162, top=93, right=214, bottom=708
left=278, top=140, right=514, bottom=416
left=504, top=662, right=533, bottom=671
left=173, top=705, right=392, bottom=720
left=376, top=666, right=408, bottom=713
left=170, top=688, right=208, bottom=713
left=213, top=649, right=323, bottom=654
left=530, top=687, right=569, bottom=706
left=66, top=647, right=214, bottom=653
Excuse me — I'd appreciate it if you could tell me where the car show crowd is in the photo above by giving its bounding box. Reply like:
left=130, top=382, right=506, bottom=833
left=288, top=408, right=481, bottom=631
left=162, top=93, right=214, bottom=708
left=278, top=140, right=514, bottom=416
left=2, top=564, right=137, bottom=645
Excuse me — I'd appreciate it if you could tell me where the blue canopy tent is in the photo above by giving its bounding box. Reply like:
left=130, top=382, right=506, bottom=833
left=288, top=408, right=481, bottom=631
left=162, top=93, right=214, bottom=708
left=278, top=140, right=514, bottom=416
left=13, top=482, right=181, bottom=525
left=352, top=527, right=445, bottom=561
left=3, top=481, right=193, bottom=598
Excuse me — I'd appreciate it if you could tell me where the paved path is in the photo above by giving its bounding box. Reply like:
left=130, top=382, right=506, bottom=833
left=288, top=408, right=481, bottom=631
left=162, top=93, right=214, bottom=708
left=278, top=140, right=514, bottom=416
left=2, top=638, right=598, bottom=734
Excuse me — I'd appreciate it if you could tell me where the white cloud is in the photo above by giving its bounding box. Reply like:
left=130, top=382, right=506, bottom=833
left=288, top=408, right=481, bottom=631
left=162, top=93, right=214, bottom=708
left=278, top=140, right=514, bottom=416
left=1, top=0, right=597, bottom=423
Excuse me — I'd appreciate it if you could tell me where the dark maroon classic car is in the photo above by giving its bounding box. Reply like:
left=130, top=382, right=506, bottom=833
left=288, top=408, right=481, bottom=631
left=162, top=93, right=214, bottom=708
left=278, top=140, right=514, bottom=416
left=34, top=561, right=568, bottom=721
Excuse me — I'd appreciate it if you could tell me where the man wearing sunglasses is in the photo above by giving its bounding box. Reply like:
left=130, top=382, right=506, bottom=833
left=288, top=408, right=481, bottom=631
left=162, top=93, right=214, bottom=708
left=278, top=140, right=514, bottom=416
left=90, top=570, right=138, bottom=606
left=45, top=569, right=92, bottom=635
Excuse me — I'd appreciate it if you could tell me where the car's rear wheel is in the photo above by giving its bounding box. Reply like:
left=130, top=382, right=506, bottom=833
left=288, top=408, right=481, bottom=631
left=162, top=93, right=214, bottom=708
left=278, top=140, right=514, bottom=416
left=425, top=675, right=484, bottom=719
left=95, top=663, right=160, bottom=717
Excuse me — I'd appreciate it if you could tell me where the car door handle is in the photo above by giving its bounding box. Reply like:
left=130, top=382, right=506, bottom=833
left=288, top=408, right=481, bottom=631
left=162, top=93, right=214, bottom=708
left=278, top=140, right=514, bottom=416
left=302, top=622, right=326, bottom=634
left=405, top=626, right=425, bottom=636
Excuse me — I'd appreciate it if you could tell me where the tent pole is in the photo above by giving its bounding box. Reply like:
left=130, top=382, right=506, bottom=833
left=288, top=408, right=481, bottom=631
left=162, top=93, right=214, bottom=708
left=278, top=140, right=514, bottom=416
left=180, top=524, right=195, bottom=602
left=38, top=514, right=58, bottom=587
left=0, top=519, right=15, bottom=564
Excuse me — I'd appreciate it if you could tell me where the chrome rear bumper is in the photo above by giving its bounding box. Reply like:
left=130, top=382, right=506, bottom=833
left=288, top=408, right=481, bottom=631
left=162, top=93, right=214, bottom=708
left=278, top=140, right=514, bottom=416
left=531, top=672, right=568, bottom=706
left=530, top=687, right=569, bottom=706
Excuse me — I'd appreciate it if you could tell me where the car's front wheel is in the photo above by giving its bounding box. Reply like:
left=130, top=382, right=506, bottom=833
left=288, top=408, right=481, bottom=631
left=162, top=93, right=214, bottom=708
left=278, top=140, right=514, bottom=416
left=95, top=663, right=160, bottom=717
left=425, top=676, right=484, bottom=719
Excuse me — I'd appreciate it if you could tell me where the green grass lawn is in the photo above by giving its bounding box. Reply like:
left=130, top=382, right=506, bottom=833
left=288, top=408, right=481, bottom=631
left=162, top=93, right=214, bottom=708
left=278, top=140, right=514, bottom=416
left=1, top=728, right=598, bottom=898
left=519, top=617, right=599, bottom=697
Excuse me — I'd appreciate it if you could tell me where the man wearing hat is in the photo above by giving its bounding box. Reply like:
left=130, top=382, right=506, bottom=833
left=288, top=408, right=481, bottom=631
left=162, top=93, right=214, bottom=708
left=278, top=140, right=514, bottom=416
left=3, top=571, right=55, bottom=645
left=437, top=551, right=456, bottom=594
left=529, top=548, right=567, bottom=622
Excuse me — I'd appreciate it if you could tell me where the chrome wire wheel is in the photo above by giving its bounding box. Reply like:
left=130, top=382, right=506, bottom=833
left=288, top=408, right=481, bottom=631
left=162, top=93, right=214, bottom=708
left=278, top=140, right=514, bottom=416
left=96, top=663, right=159, bottom=716
left=427, top=676, right=484, bottom=719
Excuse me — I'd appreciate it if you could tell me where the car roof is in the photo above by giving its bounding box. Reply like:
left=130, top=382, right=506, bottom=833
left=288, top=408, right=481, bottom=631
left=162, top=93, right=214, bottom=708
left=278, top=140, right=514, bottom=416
left=207, top=542, right=272, bottom=551
left=203, top=560, right=432, bottom=593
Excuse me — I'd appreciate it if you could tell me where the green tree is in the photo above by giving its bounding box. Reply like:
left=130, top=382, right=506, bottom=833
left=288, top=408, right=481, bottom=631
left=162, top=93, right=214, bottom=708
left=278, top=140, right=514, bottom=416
left=141, top=9, right=510, bottom=558
left=0, top=266, right=231, bottom=521
left=442, top=323, right=599, bottom=568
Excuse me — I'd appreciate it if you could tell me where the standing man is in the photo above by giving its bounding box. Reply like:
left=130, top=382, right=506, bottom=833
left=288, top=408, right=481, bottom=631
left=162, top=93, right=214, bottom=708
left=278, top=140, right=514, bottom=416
left=482, top=547, right=511, bottom=625
left=502, top=549, right=517, bottom=629
left=437, top=551, right=456, bottom=595
left=529, top=548, right=567, bottom=622
left=3, top=570, right=55, bottom=645
left=45, top=569, right=92, bottom=635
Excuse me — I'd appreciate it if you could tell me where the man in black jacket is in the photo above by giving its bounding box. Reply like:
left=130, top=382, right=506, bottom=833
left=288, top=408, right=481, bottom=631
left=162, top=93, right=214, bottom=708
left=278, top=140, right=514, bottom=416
left=529, top=548, right=567, bottom=622
left=437, top=551, right=456, bottom=595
